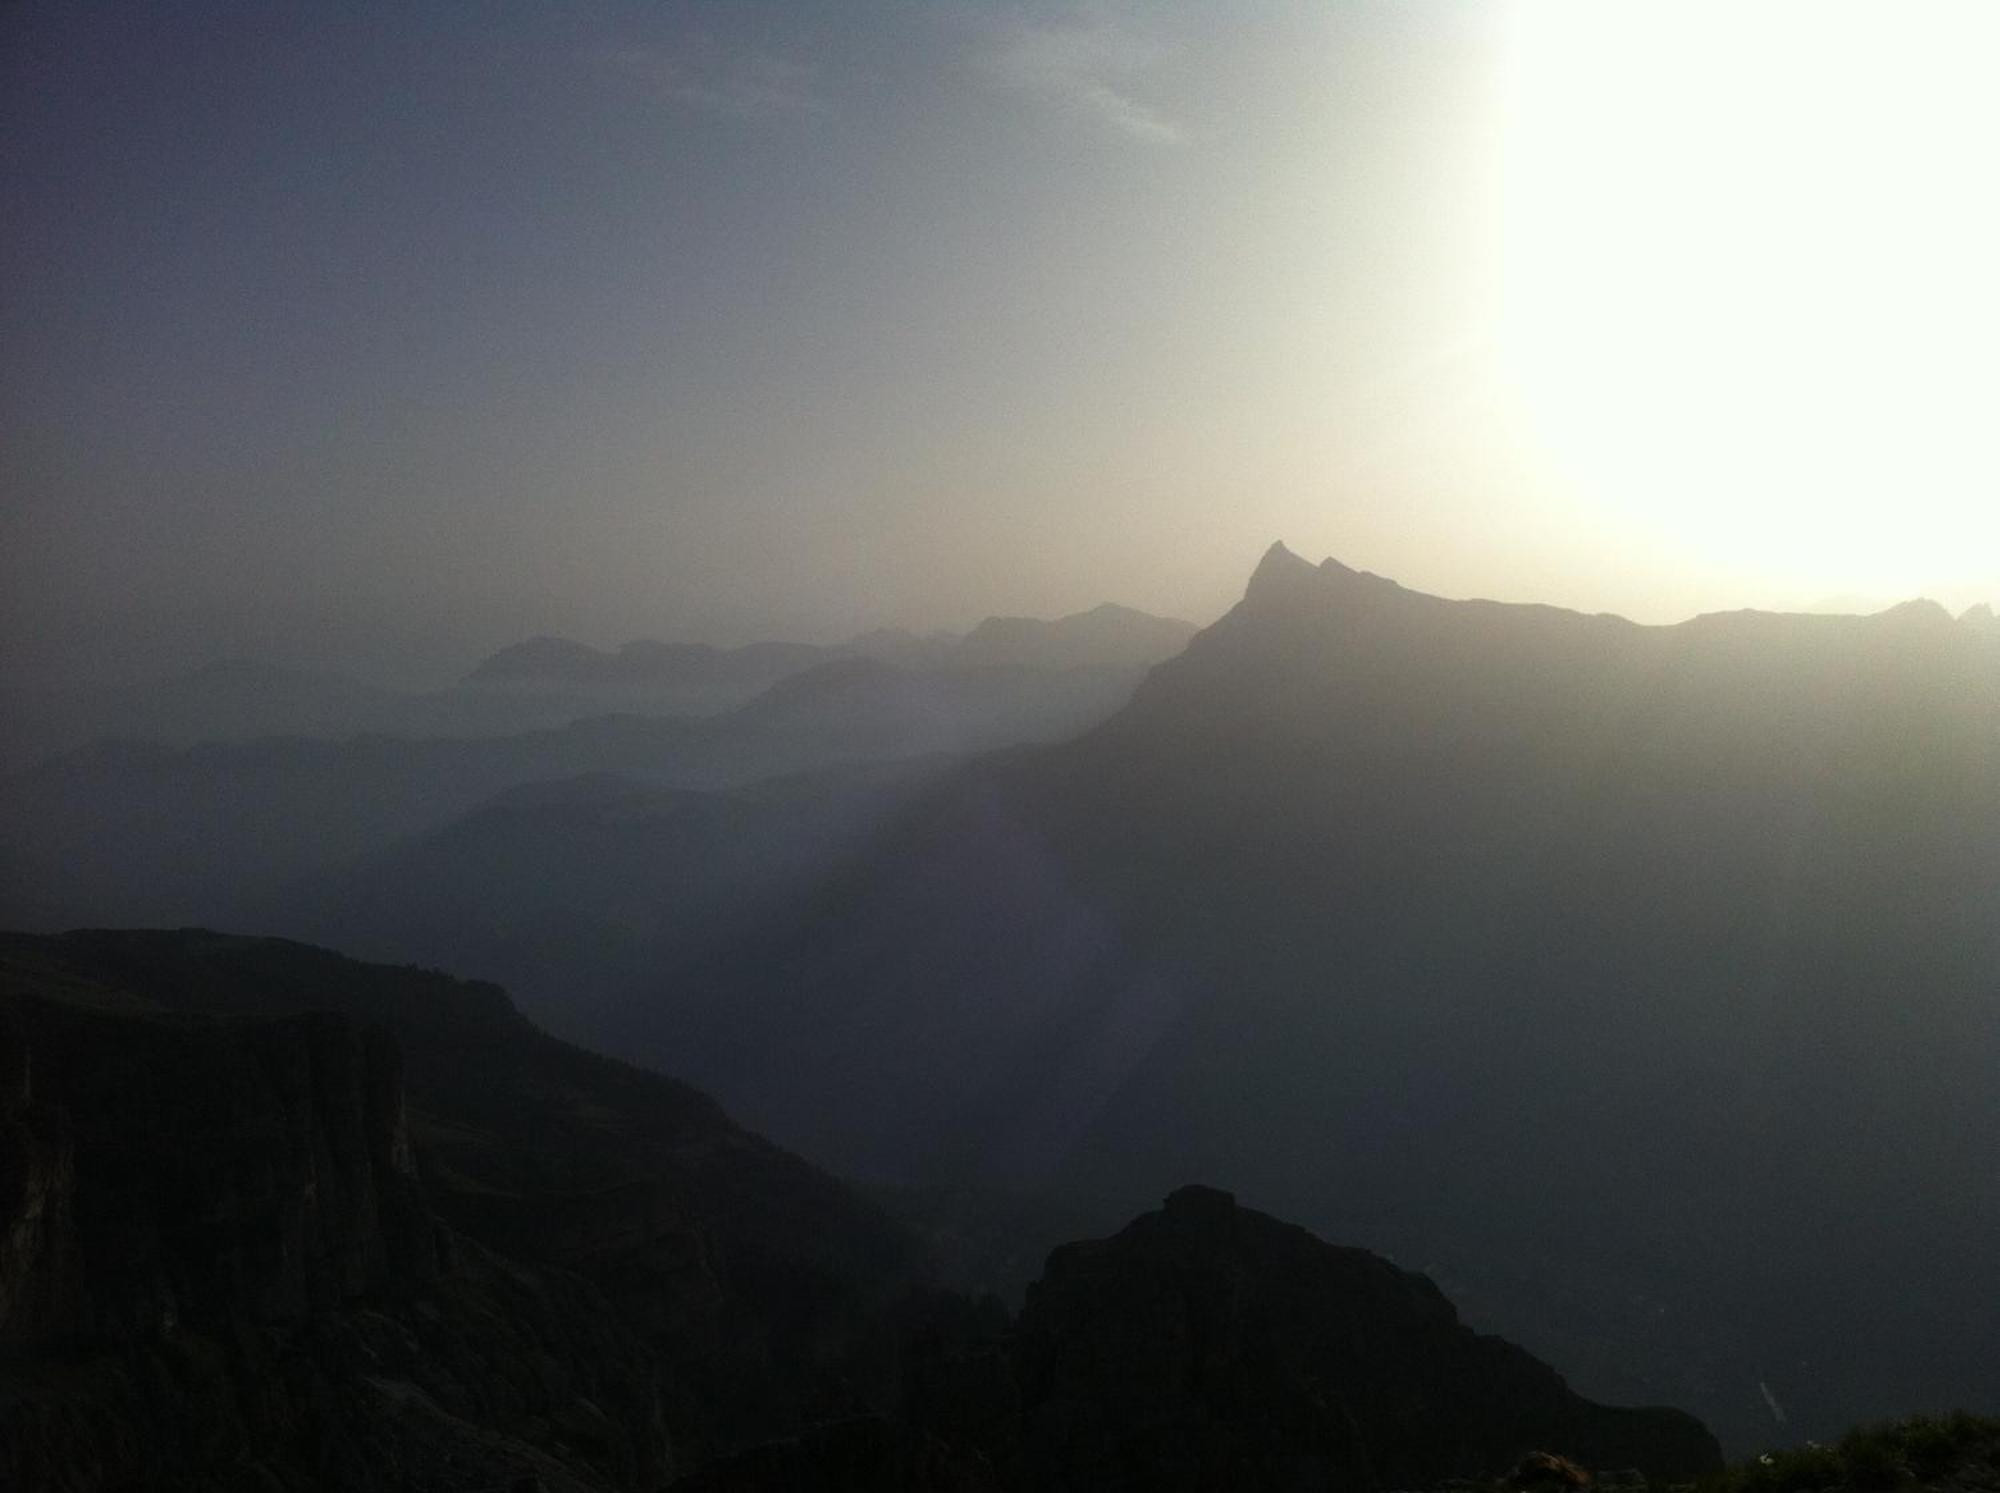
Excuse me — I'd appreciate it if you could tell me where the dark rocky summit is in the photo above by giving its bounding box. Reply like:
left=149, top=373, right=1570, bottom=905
left=1002, top=1185, right=1721, bottom=1490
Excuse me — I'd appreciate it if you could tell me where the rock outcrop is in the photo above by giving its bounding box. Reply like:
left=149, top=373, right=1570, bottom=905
left=1005, top=1186, right=1722, bottom=1489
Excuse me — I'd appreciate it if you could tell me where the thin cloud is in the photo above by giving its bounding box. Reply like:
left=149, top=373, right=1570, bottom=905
left=588, top=43, right=821, bottom=121
left=985, top=13, right=1186, bottom=145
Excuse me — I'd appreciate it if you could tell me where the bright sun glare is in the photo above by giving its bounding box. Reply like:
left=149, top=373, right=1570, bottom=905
left=1495, top=2, right=2000, bottom=603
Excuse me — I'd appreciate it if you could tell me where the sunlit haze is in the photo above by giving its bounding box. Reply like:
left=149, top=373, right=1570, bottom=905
left=1495, top=1, right=2000, bottom=604
left=4, top=1, right=1994, bottom=685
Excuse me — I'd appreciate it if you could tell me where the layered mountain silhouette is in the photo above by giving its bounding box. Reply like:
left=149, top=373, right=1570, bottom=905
left=948, top=604, right=1199, bottom=673
left=0, top=604, right=1194, bottom=777
left=613, top=544, right=2000, bottom=1450
left=0, top=613, right=1187, bottom=932
left=7, top=548, right=1995, bottom=1459
left=467, top=635, right=827, bottom=690
left=0, top=661, right=402, bottom=777
left=467, top=605, right=1195, bottom=689
left=1, top=931, right=1719, bottom=1491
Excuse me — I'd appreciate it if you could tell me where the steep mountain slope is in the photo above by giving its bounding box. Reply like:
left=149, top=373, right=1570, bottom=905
left=639, top=544, right=2000, bottom=1451
left=0, top=929, right=924, bottom=1490
left=0, top=990, right=673, bottom=1492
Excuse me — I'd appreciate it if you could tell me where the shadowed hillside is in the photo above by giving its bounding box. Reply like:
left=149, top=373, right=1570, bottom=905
left=0, top=929, right=924, bottom=1489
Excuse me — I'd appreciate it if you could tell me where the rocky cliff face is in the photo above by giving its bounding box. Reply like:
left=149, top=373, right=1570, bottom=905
left=2, top=997, right=433, bottom=1338
left=0, top=981, right=671, bottom=1492
left=0, top=930, right=930, bottom=1492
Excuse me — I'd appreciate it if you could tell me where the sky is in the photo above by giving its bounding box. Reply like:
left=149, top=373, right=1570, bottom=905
left=4, top=0, right=1996, bottom=685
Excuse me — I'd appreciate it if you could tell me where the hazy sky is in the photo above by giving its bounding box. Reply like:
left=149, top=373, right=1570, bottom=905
left=5, top=1, right=1995, bottom=684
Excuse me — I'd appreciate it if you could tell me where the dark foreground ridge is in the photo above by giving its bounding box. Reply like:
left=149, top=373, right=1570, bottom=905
left=997, top=1184, right=1722, bottom=1489
left=1, top=930, right=1719, bottom=1490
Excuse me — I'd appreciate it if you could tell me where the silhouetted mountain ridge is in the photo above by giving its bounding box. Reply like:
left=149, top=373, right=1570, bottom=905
left=952, top=603, right=1199, bottom=672
left=463, top=602, right=1195, bottom=689
left=0, top=646, right=1163, bottom=932
left=631, top=544, right=2000, bottom=1453
left=468, top=635, right=826, bottom=689
left=0, top=604, right=1193, bottom=775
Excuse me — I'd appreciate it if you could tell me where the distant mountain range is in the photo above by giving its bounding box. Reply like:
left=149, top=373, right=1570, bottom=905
left=0, top=929, right=1721, bottom=1491
left=0, top=603, right=1196, bottom=775
left=602, top=543, right=2000, bottom=1452
left=0, top=603, right=1195, bottom=935
left=467, top=634, right=833, bottom=688
left=0, top=928, right=922, bottom=1490
left=467, top=603, right=1196, bottom=688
